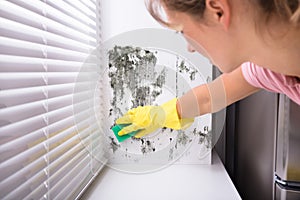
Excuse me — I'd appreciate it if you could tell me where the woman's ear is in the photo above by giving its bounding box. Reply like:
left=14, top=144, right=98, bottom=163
left=205, top=0, right=230, bottom=30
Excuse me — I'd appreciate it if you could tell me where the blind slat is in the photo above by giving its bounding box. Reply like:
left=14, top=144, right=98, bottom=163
left=0, top=37, right=90, bottom=61
left=0, top=55, right=97, bottom=73
left=0, top=72, right=95, bottom=90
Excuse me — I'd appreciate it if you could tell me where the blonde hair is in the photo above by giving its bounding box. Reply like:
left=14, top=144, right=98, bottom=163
left=145, top=0, right=300, bottom=26
left=257, top=0, right=300, bottom=25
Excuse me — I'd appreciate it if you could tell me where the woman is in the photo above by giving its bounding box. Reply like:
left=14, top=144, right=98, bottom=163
left=116, top=0, right=300, bottom=138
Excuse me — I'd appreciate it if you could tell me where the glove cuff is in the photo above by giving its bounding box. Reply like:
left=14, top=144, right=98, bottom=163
left=161, top=98, right=194, bottom=130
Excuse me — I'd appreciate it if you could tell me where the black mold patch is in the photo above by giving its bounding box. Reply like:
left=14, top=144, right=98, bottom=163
left=108, top=46, right=166, bottom=118
left=109, top=136, right=120, bottom=153
left=193, top=126, right=211, bottom=148
left=176, top=59, right=198, bottom=81
left=141, top=140, right=155, bottom=154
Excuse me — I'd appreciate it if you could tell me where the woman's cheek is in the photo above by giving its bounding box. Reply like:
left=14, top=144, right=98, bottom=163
left=184, top=34, right=230, bottom=72
left=185, top=36, right=209, bottom=58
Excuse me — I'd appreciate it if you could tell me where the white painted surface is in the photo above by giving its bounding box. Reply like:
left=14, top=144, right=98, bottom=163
left=81, top=151, right=241, bottom=200
left=90, top=3, right=234, bottom=198
left=100, top=0, right=214, bottom=167
left=101, top=0, right=162, bottom=40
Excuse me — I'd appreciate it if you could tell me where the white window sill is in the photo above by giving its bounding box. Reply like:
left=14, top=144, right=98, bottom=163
left=81, top=150, right=241, bottom=200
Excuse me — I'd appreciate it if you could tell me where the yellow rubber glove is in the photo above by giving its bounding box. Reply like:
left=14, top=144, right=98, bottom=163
left=116, top=98, right=194, bottom=138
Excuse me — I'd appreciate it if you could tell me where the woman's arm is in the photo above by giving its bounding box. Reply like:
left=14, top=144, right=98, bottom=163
left=176, top=66, right=260, bottom=118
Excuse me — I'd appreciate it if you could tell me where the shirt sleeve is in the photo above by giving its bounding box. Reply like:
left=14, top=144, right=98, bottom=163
left=241, top=62, right=279, bottom=92
left=241, top=62, right=300, bottom=105
left=241, top=62, right=261, bottom=88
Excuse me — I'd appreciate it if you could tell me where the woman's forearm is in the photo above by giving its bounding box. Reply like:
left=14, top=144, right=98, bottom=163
left=176, top=76, right=227, bottom=118
left=176, top=67, right=260, bottom=119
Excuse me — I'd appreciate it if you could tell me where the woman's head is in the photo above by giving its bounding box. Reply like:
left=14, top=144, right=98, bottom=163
left=147, top=0, right=300, bottom=26
left=145, top=0, right=300, bottom=72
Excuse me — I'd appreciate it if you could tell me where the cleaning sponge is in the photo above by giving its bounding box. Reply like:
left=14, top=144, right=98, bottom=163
left=111, top=124, right=140, bottom=142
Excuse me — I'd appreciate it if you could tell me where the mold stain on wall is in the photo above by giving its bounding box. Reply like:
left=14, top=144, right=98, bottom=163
left=108, top=136, right=120, bottom=153
left=193, top=126, right=211, bottom=149
left=108, top=46, right=164, bottom=110
left=108, top=46, right=166, bottom=154
left=106, top=45, right=211, bottom=160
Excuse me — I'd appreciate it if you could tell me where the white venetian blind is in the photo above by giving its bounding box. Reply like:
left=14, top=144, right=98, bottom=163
left=0, top=0, right=106, bottom=199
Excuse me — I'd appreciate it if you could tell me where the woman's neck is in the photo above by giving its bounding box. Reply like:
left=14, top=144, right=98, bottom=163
left=250, top=39, right=300, bottom=77
left=242, top=15, right=300, bottom=77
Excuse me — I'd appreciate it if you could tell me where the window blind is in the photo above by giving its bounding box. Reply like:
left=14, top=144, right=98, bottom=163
left=0, top=0, right=106, bottom=199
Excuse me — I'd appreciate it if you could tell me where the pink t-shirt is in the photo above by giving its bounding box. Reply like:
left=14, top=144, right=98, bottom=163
left=241, top=62, right=300, bottom=105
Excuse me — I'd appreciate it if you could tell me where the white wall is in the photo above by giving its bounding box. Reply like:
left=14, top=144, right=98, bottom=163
left=101, top=0, right=162, bottom=40
left=99, top=0, right=213, bottom=169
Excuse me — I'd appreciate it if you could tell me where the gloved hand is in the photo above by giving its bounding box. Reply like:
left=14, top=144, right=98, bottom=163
left=116, top=98, right=194, bottom=138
